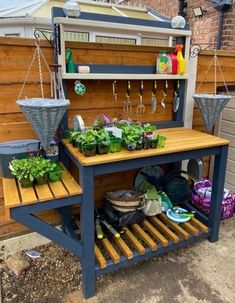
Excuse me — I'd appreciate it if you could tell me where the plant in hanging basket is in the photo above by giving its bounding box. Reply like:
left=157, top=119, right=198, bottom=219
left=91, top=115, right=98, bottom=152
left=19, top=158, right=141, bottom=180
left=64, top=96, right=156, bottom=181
left=9, top=158, right=35, bottom=188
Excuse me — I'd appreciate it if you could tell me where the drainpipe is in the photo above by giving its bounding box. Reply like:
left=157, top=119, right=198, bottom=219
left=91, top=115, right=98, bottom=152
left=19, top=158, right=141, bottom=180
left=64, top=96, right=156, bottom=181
left=217, top=11, right=225, bottom=49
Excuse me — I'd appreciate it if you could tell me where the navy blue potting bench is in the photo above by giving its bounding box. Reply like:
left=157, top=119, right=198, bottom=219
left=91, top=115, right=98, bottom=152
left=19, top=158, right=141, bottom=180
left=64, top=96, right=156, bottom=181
left=3, top=128, right=228, bottom=298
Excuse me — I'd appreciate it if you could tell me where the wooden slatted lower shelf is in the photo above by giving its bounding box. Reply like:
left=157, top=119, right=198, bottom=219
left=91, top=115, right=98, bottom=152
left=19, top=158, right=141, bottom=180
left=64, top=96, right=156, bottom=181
left=3, top=163, right=83, bottom=209
left=95, top=214, right=209, bottom=270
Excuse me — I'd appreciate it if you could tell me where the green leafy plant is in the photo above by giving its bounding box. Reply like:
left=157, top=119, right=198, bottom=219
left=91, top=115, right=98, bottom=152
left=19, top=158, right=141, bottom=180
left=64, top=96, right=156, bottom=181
left=9, top=158, right=35, bottom=183
left=143, top=123, right=157, bottom=133
left=97, top=129, right=110, bottom=146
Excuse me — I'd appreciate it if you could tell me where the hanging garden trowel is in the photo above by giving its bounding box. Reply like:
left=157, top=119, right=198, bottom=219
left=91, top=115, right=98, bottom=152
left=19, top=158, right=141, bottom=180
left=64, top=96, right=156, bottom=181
left=151, top=80, right=157, bottom=113
left=173, top=80, right=180, bottom=113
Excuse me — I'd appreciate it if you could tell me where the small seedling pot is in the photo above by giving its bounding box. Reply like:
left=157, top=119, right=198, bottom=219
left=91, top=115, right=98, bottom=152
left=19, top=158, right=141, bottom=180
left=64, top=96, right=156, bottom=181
left=82, top=143, right=97, bottom=157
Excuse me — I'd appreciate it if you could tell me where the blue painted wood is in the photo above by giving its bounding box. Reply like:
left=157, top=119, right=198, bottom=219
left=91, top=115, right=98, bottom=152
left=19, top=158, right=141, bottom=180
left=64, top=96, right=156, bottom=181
left=10, top=211, right=83, bottom=259
left=92, top=147, right=222, bottom=176
left=75, top=64, right=156, bottom=74
left=173, top=79, right=185, bottom=122
left=152, top=121, right=184, bottom=128
left=208, top=145, right=229, bottom=242
left=79, top=166, right=96, bottom=298
left=9, top=196, right=81, bottom=215
left=95, top=230, right=211, bottom=276
left=184, top=202, right=209, bottom=225
left=60, top=206, right=78, bottom=240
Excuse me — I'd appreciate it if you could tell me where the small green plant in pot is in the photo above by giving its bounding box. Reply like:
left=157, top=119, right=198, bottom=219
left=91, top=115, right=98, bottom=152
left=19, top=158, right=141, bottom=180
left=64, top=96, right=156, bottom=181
left=109, top=135, right=122, bottom=153
left=142, top=123, right=157, bottom=149
left=123, top=124, right=143, bottom=151
left=69, top=130, right=80, bottom=147
left=9, top=158, right=34, bottom=188
left=96, top=129, right=110, bottom=155
left=49, top=162, right=64, bottom=182
left=32, top=157, right=56, bottom=185
left=81, top=130, right=97, bottom=157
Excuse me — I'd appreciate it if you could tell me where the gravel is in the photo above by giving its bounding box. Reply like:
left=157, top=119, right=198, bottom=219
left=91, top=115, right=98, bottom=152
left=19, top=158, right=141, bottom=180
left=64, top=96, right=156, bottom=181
left=0, top=243, right=82, bottom=303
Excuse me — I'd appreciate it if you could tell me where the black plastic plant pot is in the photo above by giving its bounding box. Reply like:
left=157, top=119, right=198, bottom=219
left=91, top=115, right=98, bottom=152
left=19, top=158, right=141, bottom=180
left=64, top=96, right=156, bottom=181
left=135, top=142, right=143, bottom=150
left=49, top=170, right=63, bottom=182
left=150, top=139, right=158, bottom=149
left=109, top=139, right=122, bottom=153
left=35, top=174, right=49, bottom=185
left=97, top=144, right=109, bottom=155
left=143, top=140, right=151, bottom=149
left=77, top=143, right=82, bottom=153
left=72, top=140, right=79, bottom=148
left=82, top=144, right=97, bottom=157
left=19, top=178, right=34, bottom=188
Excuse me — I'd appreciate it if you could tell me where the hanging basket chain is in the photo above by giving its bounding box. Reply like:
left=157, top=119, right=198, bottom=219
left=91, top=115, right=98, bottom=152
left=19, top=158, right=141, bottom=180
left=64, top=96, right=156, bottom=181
left=17, top=47, right=38, bottom=100
left=18, top=40, right=53, bottom=100
left=37, top=42, right=44, bottom=99
left=197, top=48, right=230, bottom=95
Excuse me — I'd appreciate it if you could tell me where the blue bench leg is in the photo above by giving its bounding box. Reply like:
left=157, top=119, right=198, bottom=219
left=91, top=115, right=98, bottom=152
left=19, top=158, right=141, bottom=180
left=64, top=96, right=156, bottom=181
left=208, top=145, right=228, bottom=242
left=79, top=165, right=96, bottom=298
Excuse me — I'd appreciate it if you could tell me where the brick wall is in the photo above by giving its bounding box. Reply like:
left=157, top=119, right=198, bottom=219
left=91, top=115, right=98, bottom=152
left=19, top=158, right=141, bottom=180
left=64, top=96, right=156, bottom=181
left=123, top=0, right=235, bottom=50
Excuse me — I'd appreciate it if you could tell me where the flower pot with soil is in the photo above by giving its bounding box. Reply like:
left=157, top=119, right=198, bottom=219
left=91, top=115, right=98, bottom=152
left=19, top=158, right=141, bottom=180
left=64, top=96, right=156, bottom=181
left=49, top=163, right=64, bottom=182
left=81, top=130, right=97, bottom=157
left=96, top=129, right=110, bottom=155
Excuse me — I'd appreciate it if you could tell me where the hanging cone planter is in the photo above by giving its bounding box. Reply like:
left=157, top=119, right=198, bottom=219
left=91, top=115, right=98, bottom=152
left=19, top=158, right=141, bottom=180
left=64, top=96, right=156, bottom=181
left=17, top=98, right=69, bottom=149
left=17, top=40, right=70, bottom=149
left=193, top=94, right=231, bottom=131
left=193, top=49, right=231, bottom=131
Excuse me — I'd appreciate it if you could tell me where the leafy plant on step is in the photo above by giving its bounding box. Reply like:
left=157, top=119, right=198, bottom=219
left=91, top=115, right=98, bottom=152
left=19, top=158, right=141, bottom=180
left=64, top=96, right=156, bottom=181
left=9, top=158, right=35, bottom=181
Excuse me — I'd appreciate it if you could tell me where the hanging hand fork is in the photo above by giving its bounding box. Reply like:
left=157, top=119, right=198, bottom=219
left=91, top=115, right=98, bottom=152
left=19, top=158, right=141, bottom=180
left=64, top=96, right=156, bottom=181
left=137, top=80, right=145, bottom=114
left=123, top=80, right=132, bottom=114
left=160, top=80, right=168, bottom=110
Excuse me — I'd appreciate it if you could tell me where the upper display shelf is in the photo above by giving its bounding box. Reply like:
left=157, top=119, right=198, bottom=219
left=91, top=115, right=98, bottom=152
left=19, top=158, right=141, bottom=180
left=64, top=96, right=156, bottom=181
left=62, top=73, right=188, bottom=80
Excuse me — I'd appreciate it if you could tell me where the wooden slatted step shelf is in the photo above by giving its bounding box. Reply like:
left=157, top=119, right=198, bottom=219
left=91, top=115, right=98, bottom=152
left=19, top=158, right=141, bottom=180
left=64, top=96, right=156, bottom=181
left=3, top=163, right=83, bottom=220
left=94, top=213, right=209, bottom=270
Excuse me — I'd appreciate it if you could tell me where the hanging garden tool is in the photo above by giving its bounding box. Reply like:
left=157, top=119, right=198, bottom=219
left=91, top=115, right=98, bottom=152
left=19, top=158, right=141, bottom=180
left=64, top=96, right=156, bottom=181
left=137, top=80, right=145, bottom=114
left=151, top=80, right=157, bottom=113
left=112, top=80, right=118, bottom=102
left=123, top=80, right=132, bottom=114
left=160, top=80, right=168, bottom=110
left=173, top=80, right=180, bottom=113
left=193, top=49, right=231, bottom=131
left=16, top=39, right=70, bottom=150
left=74, top=80, right=86, bottom=95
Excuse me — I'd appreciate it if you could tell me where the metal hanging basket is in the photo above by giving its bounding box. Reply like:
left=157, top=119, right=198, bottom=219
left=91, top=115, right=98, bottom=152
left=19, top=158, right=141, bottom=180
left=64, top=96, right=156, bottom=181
left=193, top=94, right=231, bottom=131
left=17, top=98, right=69, bottom=149
left=193, top=49, right=231, bottom=131
left=17, top=38, right=70, bottom=149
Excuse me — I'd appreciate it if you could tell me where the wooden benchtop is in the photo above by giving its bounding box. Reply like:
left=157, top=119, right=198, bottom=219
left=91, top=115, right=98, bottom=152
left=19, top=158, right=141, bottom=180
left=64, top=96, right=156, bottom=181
left=3, top=163, right=82, bottom=209
left=62, top=127, right=229, bottom=166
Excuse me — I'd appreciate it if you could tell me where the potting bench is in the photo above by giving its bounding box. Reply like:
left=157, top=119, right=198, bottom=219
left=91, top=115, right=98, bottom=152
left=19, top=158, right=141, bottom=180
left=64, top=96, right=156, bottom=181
left=3, top=128, right=229, bottom=298
left=1, top=6, right=229, bottom=299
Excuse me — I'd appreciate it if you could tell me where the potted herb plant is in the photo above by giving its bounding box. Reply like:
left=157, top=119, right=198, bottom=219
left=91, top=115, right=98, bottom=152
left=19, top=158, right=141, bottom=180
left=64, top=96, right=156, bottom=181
left=9, top=158, right=34, bottom=188
left=32, top=157, right=56, bottom=185
left=81, top=129, right=97, bottom=157
left=142, top=123, right=157, bottom=149
left=48, top=162, right=64, bottom=182
left=109, top=135, right=122, bottom=153
left=96, top=129, right=110, bottom=155
left=157, top=134, right=167, bottom=148
left=69, top=130, right=80, bottom=147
